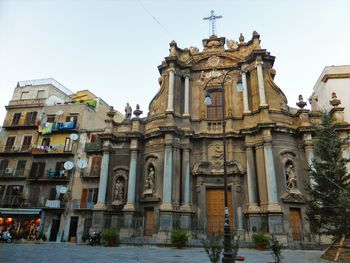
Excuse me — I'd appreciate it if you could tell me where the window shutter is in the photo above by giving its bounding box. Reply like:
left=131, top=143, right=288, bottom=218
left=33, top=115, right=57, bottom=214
left=80, top=189, right=88, bottom=208
left=93, top=189, right=98, bottom=204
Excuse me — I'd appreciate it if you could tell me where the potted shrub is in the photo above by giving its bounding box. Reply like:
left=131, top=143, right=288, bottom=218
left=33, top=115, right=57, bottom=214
left=101, top=228, right=119, bottom=247
left=171, top=229, right=188, bottom=249
left=252, top=232, right=269, bottom=250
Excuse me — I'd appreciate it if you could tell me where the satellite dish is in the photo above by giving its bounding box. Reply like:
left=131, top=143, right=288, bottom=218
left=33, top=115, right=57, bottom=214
left=64, top=161, right=74, bottom=170
left=77, top=159, right=87, bottom=169
left=60, top=186, right=67, bottom=194
left=56, top=110, right=63, bottom=116
left=69, top=134, right=79, bottom=141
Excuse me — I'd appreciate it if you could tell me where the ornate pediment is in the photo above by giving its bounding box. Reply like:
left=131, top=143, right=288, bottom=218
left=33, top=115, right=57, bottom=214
left=192, top=160, right=243, bottom=176
left=281, top=190, right=305, bottom=204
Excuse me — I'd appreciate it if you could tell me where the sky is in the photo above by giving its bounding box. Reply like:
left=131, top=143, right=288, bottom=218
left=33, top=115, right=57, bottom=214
left=0, top=0, right=349, bottom=124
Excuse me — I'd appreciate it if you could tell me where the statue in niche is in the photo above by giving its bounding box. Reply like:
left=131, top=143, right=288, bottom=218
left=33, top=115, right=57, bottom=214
left=113, top=178, right=125, bottom=206
left=143, top=166, right=155, bottom=195
left=124, top=103, right=132, bottom=119
left=286, top=163, right=297, bottom=189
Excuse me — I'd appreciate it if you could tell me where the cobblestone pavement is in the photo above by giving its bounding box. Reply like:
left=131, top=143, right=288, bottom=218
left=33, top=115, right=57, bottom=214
left=0, top=243, right=331, bottom=263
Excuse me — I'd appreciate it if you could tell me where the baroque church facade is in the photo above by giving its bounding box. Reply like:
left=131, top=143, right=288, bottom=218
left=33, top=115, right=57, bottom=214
left=90, top=32, right=348, bottom=245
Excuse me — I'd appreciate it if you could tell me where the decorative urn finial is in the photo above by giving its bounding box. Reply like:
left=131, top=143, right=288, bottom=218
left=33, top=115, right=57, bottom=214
left=107, top=106, right=116, bottom=119
left=329, top=92, right=341, bottom=107
left=133, top=104, right=143, bottom=118
left=296, top=95, right=307, bottom=109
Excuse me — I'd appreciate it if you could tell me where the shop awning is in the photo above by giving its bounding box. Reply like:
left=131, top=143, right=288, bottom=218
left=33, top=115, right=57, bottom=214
left=0, top=208, right=41, bottom=215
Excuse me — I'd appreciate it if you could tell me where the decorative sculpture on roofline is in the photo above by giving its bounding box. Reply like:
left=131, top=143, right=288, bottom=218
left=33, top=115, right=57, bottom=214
left=125, top=103, right=132, bottom=119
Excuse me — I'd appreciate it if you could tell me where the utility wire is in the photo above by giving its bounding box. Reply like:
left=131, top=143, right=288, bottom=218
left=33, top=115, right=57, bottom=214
left=137, top=0, right=172, bottom=37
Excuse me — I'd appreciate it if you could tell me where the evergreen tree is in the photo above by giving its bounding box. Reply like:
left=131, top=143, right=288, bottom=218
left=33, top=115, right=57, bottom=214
left=307, top=112, right=350, bottom=238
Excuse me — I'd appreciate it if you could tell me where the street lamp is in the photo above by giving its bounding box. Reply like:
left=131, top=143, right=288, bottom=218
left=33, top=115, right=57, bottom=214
left=204, top=68, right=243, bottom=263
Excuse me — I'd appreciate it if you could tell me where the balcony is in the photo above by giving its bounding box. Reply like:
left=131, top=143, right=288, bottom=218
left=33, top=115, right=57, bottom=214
left=0, top=168, right=28, bottom=179
left=0, top=144, right=33, bottom=155
left=0, top=196, right=23, bottom=208
left=73, top=201, right=94, bottom=210
left=7, top=98, right=46, bottom=107
left=31, top=146, right=74, bottom=156
left=85, top=141, right=102, bottom=152
left=45, top=199, right=61, bottom=208
left=25, top=198, right=65, bottom=209
left=80, top=166, right=100, bottom=179
left=39, top=121, right=79, bottom=134
left=28, top=170, right=70, bottom=182
left=2, top=118, right=40, bottom=129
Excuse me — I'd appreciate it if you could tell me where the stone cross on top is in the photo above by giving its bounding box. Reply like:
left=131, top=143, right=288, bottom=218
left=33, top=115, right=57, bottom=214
left=203, top=10, right=222, bottom=37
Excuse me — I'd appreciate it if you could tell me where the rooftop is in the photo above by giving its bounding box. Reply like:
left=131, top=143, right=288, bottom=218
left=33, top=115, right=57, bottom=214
left=17, top=78, right=73, bottom=95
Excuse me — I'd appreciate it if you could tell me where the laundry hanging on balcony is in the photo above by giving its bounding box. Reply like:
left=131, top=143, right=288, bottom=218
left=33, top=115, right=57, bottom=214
left=57, top=121, right=75, bottom=131
left=41, top=122, right=53, bottom=134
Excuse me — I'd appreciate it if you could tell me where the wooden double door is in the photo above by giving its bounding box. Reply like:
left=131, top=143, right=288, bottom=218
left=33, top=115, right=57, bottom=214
left=290, top=208, right=302, bottom=240
left=144, top=209, right=154, bottom=236
left=206, top=189, right=233, bottom=236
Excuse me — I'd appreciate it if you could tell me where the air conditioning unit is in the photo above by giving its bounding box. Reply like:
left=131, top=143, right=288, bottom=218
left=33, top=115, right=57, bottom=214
left=5, top=168, right=14, bottom=175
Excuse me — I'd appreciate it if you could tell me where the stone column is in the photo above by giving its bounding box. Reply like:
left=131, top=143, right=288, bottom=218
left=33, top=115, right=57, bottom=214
left=95, top=150, right=110, bottom=209
left=263, top=140, right=280, bottom=212
left=120, top=141, right=138, bottom=238
left=183, top=74, right=190, bottom=116
left=256, top=61, right=267, bottom=107
left=124, top=148, right=138, bottom=211
left=246, top=146, right=259, bottom=212
left=161, top=144, right=173, bottom=210
left=159, top=137, right=174, bottom=237
left=180, top=148, right=191, bottom=230
left=242, top=71, right=250, bottom=113
left=166, top=68, right=175, bottom=112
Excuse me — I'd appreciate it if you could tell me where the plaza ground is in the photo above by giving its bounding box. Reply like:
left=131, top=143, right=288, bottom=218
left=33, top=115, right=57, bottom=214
left=0, top=243, right=333, bottom=263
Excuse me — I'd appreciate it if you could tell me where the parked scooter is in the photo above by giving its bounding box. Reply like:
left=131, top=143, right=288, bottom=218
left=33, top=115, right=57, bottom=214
left=88, top=231, right=101, bottom=246
left=0, top=230, right=12, bottom=243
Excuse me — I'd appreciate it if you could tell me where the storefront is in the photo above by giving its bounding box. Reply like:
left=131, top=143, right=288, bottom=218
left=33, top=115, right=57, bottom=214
left=0, top=208, right=42, bottom=240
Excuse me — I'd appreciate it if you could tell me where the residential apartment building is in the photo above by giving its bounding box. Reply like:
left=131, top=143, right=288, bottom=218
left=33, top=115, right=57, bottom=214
left=0, top=79, right=122, bottom=242
left=309, top=65, right=350, bottom=123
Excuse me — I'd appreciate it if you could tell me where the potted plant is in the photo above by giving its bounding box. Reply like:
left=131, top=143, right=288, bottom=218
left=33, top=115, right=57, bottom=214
left=170, top=229, right=188, bottom=249
left=252, top=232, right=269, bottom=250
left=101, top=228, right=119, bottom=246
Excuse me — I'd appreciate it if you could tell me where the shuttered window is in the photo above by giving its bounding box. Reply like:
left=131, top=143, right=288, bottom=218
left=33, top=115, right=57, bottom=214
left=207, top=91, right=223, bottom=120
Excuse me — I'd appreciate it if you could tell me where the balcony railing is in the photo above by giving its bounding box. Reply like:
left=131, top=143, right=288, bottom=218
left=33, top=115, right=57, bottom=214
left=85, top=141, right=101, bottom=152
left=0, top=196, right=23, bottom=208
left=8, top=98, right=46, bottom=107
left=31, top=146, right=73, bottom=155
left=73, top=201, right=94, bottom=209
left=45, top=199, right=61, bottom=208
left=28, top=169, right=70, bottom=181
left=39, top=121, right=78, bottom=134
left=0, top=168, right=29, bottom=178
left=24, top=198, right=65, bottom=208
left=3, top=118, right=40, bottom=128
